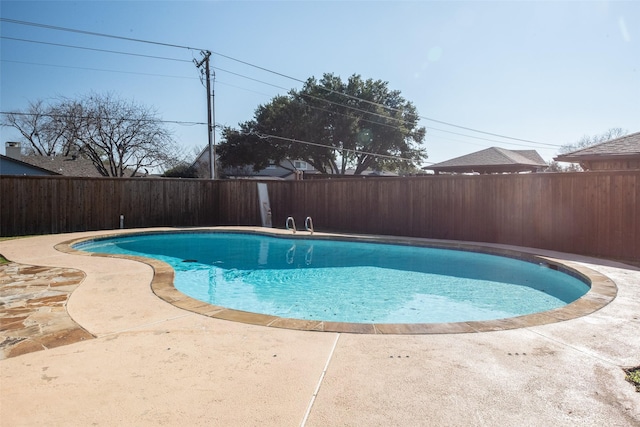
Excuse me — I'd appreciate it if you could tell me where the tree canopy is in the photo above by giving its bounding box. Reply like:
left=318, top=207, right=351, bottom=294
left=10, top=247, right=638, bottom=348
left=218, top=73, right=427, bottom=175
left=2, top=93, right=179, bottom=177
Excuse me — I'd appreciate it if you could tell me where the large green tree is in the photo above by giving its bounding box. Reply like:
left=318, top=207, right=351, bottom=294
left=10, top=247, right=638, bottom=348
left=218, top=73, right=427, bottom=175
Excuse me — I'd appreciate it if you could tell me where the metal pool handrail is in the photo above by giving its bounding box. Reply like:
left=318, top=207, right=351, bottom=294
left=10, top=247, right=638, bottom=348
left=305, top=216, right=314, bottom=234
left=286, top=216, right=296, bottom=233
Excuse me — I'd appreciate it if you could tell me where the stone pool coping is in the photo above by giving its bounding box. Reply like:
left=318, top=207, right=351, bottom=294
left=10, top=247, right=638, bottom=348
left=56, top=227, right=618, bottom=335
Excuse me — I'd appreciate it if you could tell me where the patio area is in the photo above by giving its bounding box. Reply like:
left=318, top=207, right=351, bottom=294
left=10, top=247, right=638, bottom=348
left=1, top=228, right=639, bottom=426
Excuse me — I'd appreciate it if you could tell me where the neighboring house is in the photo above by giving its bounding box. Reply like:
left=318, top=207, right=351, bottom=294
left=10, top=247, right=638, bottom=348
left=1, top=142, right=103, bottom=177
left=225, top=159, right=316, bottom=180
left=423, top=147, right=547, bottom=175
left=0, top=154, right=60, bottom=176
left=554, top=131, right=640, bottom=171
left=193, top=147, right=317, bottom=180
left=17, top=155, right=104, bottom=177
left=304, top=169, right=399, bottom=179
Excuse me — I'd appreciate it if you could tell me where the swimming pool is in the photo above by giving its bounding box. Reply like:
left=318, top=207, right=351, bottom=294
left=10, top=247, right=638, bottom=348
left=75, top=231, right=590, bottom=325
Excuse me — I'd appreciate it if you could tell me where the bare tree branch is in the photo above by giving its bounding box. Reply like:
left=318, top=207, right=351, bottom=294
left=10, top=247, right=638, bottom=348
left=3, top=92, right=179, bottom=177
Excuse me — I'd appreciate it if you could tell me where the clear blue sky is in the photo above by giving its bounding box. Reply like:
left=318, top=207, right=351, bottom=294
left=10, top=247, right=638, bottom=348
left=1, top=0, right=638, bottom=166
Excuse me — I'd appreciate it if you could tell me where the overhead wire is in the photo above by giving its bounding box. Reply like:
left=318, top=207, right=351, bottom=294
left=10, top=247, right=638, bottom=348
left=209, top=47, right=556, bottom=146
left=214, top=66, right=291, bottom=91
left=213, top=67, right=561, bottom=147
left=425, top=127, right=553, bottom=149
left=1, top=59, right=198, bottom=80
left=214, top=80, right=276, bottom=99
left=0, top=18, right=204, bottom=51
left=2, top=105, right=424, bottom=163
left=1, top=17, right=561, bottom=149
left=210, top=67, right=417, bottom=133
left=1, top=19, right=424, bottom=165
left=1, top=31, right=415, bottom=133
left=214, top=65, right=550, bottom=148
left=251, top=132, right=419, bottom=163
left=2, top=47, right=546, bottom=147
left=0, top=111, right=207, bottom=126
left=0, top=36, right=193, bottom=62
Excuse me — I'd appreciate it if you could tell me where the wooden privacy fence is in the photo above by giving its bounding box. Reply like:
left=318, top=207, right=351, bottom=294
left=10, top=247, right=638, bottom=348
left=0, top=177, right=260, bottom=234
left=1, top=171, right=638, bottom=263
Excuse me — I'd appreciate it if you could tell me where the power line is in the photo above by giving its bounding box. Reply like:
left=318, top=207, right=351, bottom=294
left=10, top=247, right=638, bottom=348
left=210, top=63, right=563, bottom=148
left=3, top=105, right=419, bottom=164
left=1, top=36, right=192, bottom=63
left=214, top=67, right=562, bottom=147
left=0, top=18, right=204, bottom=51
left=213, top=67, right=421, bottom=134
left=2, top=17, right=559, bottom=149
left=215, top=62, right=558, bottom=147
left=2, top=52, right=562, bottom=148
left=215, top=66, right=291, bottom=91
left=1, top=59, right=198, bottom=80
left=425, top=126, right=558, bottom=148
left=0, top=111, right=207, bottom=126
left=293, top=83, right=558, bottom=147
left=7, top=53, right=409, bottom=137
left=213, top=67, right=407, bottom=130
left=252, top=132, right=419, bottom=163
left=215, top=80, right=276, bottom=99
left=213, top=66, right=426, bottom=132
left=213, top=50, right=556, bottom=146
left=214, top=66, right=553, bottom=147
left=418, top=116, right=557, bottom=146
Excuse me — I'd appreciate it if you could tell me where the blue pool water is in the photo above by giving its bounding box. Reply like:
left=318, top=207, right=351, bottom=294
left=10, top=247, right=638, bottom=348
left=76, top=232, right=589, bottom=324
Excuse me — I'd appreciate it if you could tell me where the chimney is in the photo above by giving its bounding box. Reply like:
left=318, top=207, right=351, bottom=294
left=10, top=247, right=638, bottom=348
left=5, top=142, right=22, bottom=160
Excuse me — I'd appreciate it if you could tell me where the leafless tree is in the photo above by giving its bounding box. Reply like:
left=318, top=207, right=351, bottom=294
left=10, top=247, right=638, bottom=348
left=1, top=99, right=73, bottom=156
left=48, top=98, right=85, bottom=157
left=550, top=128, right=628, bottom=172
left=546, top=160, right=582, bottom=173
left=73, top=93, right=177, bottom=177
left=559, top=128, right=626, bottom=154
left=3, top=93, right=179, bottom=177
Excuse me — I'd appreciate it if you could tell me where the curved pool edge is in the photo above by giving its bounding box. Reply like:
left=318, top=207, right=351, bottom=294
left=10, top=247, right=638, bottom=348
left=55, top=227, right=619, bottom=335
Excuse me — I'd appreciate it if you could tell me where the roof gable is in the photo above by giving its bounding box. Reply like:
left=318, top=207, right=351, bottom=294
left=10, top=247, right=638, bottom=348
left=555, top=131, right=640, bottom=161
left=427, top=147, right=547, bottom=172
left=0, top=155, right=60, bottom=176
left=19, top=155, right=104, bottom=177
left=513, top=149, right=546, bottom=164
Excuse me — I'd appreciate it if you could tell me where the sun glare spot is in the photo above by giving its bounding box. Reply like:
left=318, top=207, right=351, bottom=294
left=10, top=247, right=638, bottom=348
left=428, top=46, right=443, bottom=62
left=618, top=17, right=631, bottom=42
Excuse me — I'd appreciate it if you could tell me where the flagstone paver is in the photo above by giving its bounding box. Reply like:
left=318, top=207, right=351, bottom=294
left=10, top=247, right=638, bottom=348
left=0, top=262, right=93, bottom=359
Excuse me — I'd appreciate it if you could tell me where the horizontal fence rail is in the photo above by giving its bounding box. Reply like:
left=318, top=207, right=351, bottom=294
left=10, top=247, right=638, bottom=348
left=1, top=171, right=638, bottom=263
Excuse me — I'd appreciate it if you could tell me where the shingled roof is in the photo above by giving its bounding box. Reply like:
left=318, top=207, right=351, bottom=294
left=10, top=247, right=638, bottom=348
left=425, top=147, right=547, bottom=174
left=19, top=155, right=104, bottom=177
left=554, top=131, right=640, bottom=162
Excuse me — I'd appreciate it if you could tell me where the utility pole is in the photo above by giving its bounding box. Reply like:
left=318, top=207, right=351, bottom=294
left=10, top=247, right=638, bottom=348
left=194, top=50, right=216, bottom=179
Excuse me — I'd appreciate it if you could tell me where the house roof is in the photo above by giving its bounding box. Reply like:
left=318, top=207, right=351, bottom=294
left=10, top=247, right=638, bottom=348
left=19, top=155, right=104, bottom=177
left=425, top=147, right=547, bottom=173
left=554, top=131, right=640, bottom=162
left=0, top=155, right=61, bottom=176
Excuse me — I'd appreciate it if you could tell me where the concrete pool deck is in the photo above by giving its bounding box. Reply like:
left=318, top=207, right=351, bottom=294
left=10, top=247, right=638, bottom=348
left=1, top=227, right=639, bottom=426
